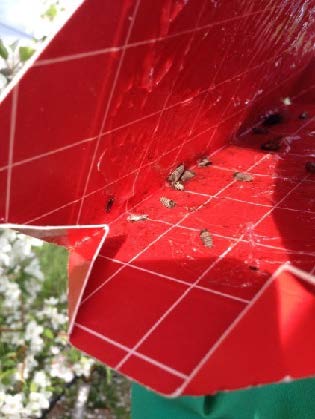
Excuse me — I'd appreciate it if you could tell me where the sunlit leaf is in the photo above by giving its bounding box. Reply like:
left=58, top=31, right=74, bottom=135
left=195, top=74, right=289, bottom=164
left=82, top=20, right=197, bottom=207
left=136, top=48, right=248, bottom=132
left=0, top=40, right=8, bottom=60
left=19, top=46, right=35, bottom=62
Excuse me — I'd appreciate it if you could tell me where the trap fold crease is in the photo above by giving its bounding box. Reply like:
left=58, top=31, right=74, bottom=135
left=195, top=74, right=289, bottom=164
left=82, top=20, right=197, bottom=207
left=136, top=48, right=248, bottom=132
left=0, top=0, right=315, bottom=396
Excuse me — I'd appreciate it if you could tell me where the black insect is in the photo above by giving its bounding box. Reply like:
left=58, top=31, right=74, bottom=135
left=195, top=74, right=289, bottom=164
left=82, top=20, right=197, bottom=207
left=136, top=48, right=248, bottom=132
left=248, top=265, right=259, bottom=271
left=299, top=112, right=308, bottom=120
left=262, top=112, right=283, bottom=126
left=252, top=126, right=269, bottom=135
left=305, top=161, right=315, bottom=174
left=260, top=136, right=282, bottom=152
left=105, top=197, right=114, bottom=213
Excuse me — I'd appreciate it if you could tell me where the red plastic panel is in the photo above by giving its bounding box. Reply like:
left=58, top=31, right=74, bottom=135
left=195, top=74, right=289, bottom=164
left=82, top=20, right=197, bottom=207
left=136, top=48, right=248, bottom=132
left=1, top=0, right=315, bottom=395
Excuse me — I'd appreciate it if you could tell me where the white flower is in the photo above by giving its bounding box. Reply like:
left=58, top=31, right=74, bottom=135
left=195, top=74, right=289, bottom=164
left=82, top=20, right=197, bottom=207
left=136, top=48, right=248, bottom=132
left=25, top=391, right=51, bottom=417
left=50, top=346, right=60, bottom=355
left=39, top=306, right=67, bottom=330
left=23, top=355, right=38, bottom=379
left=45, top=297, right=58, bottom=305
left=0, top=393, right=24, bottom=417
left=25, top=321, right=44, bottom=353
left=50, top=355, right=74, bottom=382
left=73, top=357, right=94, bottom=378
left=33, top=371, right=50, bottom=389
left=24, top=258, right=43, bottom=281
left=2, top=282, right=21, bottom=310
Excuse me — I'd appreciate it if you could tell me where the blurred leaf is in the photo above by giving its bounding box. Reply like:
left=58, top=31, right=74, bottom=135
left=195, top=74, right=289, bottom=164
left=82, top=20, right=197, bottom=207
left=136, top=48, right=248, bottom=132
left=19, top=46, right=35, bottom=62
left=0, top=40, right=8, bottom=60
left=43, top=328, right=54, bottom=339
left=10, top=40, right=19, bottom=52
left=30, top=382, right=37, bottom=392
left=0, top=368, right=16, bottom=385
left=67, top=348, right=81, bottom=363
left=43, top=4, right=58, bottom=21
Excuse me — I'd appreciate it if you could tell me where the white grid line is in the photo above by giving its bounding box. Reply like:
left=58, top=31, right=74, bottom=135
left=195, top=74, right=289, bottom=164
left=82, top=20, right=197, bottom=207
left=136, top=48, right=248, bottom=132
left=0, top=41, right=296, bottom=174
left=99, top=255, right=250, bottom=304
left=172, top=263, right=288, bottom=395
left=141, top=217, right=315, bottom=257
left=205, top=0, right=292, bottom=151
left=169, top=0, right=259, bottom=168
left=115, top=169, right=310, bottom=371
left=174, top=262, right=315, bottom=395
left=34, top=8, right=271, bottom=67
left=183, top=190, right=315, bottom=215
left=113, top=113, right=313, bottom=369
left=76, top=0, right=141, bottom=223
left=80, top=152, right=270, bottom=305
left=129, top=0, right=209, bottom=203
left=5, top=87, right=18, bottom=222
left=74, top=323, right=187, bottom=379
left=21, top=109, right=243, bottom=225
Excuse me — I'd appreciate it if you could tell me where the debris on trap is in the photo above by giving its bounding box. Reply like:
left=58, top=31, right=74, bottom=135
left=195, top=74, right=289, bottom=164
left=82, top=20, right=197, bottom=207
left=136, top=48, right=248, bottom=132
left=173, top=181, right=185, bottom=191
left=233, top=172, right=253, bottom=182
left=181, top=170, right=196, bottom=182
left=160, top=197, right=176, bottom=208
left=260, top=136, right=282, bottom=152
left=199, top=229, right=213, bottom=248
left=197, top=157, right=212, bottom=167
left=282, top=97, right=291, bottom=106
left=305, top=161, right=315, bottom=174
left=105, top=197, right=114, bottom=213
left=252, top=126, right=269, bottom=135
left=299, top=111, right=308, bottom=119
left=127, top=214, right=149, bottom=222
left=262, top=112, right=283, bottom=126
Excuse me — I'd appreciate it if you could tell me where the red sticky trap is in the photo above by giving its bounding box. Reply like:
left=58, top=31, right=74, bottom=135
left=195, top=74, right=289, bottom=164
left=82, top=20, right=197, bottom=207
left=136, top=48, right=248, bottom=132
left=1, top=0, right=315, bottom=396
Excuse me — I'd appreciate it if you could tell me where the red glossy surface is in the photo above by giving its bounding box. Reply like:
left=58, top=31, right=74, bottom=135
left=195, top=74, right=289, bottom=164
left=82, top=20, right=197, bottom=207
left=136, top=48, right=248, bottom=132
left=0, top=0, right=315, bottom=396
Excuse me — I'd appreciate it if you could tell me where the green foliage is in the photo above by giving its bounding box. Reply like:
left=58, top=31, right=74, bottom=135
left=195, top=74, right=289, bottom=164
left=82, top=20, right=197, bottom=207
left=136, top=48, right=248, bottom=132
left=35, top=243, right=68, bottom=299
left=43, top=4, right=58, bottom=21
left=18, top=46, right=35, bottom=62
left=0, top=39, right=8, bottom=60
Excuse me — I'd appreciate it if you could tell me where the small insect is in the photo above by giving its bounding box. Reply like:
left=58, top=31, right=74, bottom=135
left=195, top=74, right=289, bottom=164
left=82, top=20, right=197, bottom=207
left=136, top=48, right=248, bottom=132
left=233, top=172, right=253, bottom=182
left=299, top=111, right=308, bottom=120
left=252, top=126, right=269, bottom=135
left=173, top=181, right=185, bottom=191
left=248, top=265, right=259, bottom=271
left=305, top=161, right=315, bottom=174
left=261, top=136, right=282, bottom=152
left=127, top=214, right=149, bottom=222
left=199, top=229, right=213, bottom=248
left=197, top=157, right=212, bottom=167
left=180, top=170, right=195, bottom=182
left=262, top=112, right=283, bottom=126
left=105, top=197, right=114, bottom=213
left=168, top=163, right=185, bottom=184
left=160, top=196, right=176, bottom=208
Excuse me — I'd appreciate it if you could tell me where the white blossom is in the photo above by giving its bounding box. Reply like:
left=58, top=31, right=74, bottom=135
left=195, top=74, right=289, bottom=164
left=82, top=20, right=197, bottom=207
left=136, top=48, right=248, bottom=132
left=73, top=357, right=94, bottom=378
left=33, top=371, right=50, bottom=389
left=25, top=391, right=51, bottom=417
left=50, top=355, right=74, bottom=382
left=0, top=394, right=24, bottom=418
